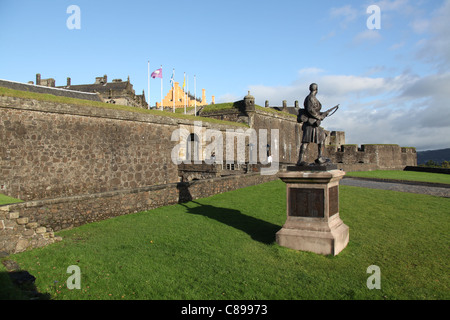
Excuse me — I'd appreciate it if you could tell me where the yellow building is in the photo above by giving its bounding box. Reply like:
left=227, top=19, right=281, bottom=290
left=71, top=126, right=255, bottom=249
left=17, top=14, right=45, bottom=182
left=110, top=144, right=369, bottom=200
left=156, top=82, right=214, bottom=109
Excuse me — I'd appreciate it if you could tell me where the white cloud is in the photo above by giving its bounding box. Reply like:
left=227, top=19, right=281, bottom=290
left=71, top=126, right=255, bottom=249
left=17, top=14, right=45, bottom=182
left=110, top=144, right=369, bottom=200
left=415, top=0, right=450, bottom=71
left=353, top=30, right=382, bottom=44
left=389, top=41, right=405, bottom=50
left=372, top=0, right=411, bottom=12
left=298, top=68, right=325, bottom=75
left=330, top=5, right=358, bottom=27
left=319, top=31, right=336, bottom=42
left=216, top=93, right=241, bottom=104
left=248, top=68, right=450, bottom=151
left=319, top=75, right=386, bottom=96
left=249, top=72, right=392, bottom=110
left=242, top=1, right=450, bottom=151
left=410, top=18, right=429, bottom=34
left=401, top=73, right=450, bottom=99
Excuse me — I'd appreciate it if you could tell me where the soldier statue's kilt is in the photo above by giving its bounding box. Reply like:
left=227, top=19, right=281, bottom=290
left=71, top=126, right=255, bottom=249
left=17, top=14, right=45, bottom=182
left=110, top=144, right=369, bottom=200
left=297, top=108, right=327, bottom=144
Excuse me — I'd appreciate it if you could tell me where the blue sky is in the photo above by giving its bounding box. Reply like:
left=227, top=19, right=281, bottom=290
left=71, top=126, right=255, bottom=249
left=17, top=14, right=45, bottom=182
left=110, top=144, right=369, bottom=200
left=1, top=0, right=449, bottom=151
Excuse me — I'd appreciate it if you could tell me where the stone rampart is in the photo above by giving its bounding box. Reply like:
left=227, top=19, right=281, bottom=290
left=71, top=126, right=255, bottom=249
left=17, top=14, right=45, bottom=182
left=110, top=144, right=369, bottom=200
left=0, top=96, right=179, bottom=201
left=0, top=96, right=244, bottom=202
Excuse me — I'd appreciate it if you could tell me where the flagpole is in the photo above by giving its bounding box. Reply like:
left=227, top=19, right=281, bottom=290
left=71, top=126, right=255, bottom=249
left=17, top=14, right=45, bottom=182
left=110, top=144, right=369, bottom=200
left=160, top=65, right=163, bottom=111
left=186, top=74, right=188, bottom=113
left=185, top=77, right=189, bottom=114
left=172, top=69, right=175, bottom=113
left=147, top=60, right=150, bottom=109
left=183, top=72, right=186, bottom=115
left=194, top=74, right=197, bottom=117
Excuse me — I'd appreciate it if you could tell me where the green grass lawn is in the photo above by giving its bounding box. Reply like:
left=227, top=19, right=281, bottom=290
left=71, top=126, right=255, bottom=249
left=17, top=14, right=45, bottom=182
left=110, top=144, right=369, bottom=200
left=0, top=194, right=23, bottom=206
left=1, top=180, right=449, bottom=300
left=346, top=170, right=450, bottom=185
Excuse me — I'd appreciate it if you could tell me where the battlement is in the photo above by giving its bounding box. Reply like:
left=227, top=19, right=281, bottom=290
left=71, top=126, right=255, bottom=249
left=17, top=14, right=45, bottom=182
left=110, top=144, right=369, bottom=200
left=326, top=144, right=417, bottom=170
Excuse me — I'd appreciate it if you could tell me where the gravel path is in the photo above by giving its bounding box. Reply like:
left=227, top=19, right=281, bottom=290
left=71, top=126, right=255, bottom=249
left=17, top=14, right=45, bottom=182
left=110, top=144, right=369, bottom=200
left=341, top=177, right=450, bottom=198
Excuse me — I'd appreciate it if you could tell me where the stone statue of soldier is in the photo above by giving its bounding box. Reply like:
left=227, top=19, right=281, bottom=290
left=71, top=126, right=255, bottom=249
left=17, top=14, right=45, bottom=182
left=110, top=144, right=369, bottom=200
left=297, top=83, right=339, bottom=166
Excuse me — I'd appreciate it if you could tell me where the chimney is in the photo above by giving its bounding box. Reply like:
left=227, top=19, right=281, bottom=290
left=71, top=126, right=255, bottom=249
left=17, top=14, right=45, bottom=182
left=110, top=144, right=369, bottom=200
left=211, top=96, right=215, bottom=104
left=47, top=79, right=56, bottom=87
left=36, top=73, right=41, bottom=86
left=67, top=77, right=71, bottom=86
left=202, top=89, right=206, bottom=104
left=95, top=75, right=107, bottom=84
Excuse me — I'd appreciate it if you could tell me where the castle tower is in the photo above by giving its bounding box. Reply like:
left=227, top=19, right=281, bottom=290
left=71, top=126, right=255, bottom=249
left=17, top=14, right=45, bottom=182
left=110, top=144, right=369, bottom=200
left=244, top=91, right=255, bottom=111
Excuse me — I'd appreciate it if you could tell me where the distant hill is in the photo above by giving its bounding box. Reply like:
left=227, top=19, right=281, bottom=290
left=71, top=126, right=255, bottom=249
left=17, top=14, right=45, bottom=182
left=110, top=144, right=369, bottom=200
left=417, top=148, right=450, bottom=165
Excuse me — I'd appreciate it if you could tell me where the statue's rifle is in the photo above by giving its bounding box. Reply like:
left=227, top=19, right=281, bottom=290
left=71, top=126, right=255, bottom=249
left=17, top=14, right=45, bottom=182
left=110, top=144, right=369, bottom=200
left=297, top=104, right=339, bottom=124
left=323, top=104, right=339, bottom=118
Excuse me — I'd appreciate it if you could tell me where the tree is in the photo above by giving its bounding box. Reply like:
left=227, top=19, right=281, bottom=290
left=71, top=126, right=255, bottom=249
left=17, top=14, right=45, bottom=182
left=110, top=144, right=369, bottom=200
left=425, top=160, right=438, bottom=167
left=441, top=160, right=450, bottom=168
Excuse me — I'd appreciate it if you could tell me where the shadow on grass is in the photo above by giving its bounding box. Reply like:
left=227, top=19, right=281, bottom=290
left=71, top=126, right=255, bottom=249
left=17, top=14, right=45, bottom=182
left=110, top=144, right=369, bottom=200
left=181, top=201, right=281, bottom=245
left=0, top=270, right=51, bottom=300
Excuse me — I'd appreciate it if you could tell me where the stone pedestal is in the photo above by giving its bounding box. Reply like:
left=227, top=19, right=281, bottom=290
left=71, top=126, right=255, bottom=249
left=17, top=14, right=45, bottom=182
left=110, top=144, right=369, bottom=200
left=276, top=167, right=349, bottom=256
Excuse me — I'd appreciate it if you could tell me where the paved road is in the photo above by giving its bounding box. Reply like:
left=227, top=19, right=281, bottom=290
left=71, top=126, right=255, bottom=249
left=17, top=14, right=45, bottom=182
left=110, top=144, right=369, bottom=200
left=341, top=177, right=450, bottom=198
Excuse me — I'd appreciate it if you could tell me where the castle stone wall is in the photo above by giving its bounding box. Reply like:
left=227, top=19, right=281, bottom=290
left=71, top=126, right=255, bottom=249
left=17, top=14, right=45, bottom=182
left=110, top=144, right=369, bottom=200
left=252, top=109, right=300, bottom=164
left=0, top=96, right=178, bottom=201
left=326, top=144, right=417, bottom=170
left=0, top=96, right=244, bottom=202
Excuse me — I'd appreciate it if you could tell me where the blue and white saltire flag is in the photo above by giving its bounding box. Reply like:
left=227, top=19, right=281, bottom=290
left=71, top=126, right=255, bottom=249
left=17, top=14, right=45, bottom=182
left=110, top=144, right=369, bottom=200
left=170, top=68, right=175, bottom=87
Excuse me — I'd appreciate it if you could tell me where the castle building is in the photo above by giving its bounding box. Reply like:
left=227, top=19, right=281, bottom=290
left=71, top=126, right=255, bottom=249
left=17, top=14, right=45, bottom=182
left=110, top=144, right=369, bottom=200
left=57, top=74, right=148, bottom=109
left=156, top=81, right=214, bottom=109
left=29, top=73, right=147, bottom=109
